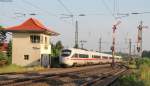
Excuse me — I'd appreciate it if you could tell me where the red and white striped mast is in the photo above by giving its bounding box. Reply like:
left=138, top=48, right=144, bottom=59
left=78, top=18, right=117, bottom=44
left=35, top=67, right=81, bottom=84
left=137, top=21, right=148, bottom=57
left=111, top=21, right=121, bottom=68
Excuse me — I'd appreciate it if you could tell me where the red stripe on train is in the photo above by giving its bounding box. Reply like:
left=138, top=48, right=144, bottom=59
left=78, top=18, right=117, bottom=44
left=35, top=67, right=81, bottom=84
left=70, top=58, right=100, bottom=60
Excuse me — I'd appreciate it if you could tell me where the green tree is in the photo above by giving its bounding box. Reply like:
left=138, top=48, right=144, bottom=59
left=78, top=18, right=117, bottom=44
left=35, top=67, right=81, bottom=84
left=55, top=41, right=63, bottom=56
left=0, top=52, right=5, bottom=60
left=0, top=26, right=7, bottom=44
left=6, top=41, right=12, bottom=64
left=0, top=25, right=8, bottom=61
left=51, top=43, right=56, bottom=57
left=51, top=41, right=63, bottom=57
left=7, top=40, right=12, bottom=57
left=55, top=41, right=63, bottom=50
left=142, top=50, right=150, bottom=58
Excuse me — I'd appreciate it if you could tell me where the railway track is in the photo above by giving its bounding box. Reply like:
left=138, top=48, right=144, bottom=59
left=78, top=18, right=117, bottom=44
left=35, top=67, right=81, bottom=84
left=0, top=64, right=127, bottom=86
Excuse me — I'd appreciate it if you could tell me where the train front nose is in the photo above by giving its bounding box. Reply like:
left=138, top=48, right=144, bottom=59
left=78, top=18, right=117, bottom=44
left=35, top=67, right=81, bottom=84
left=59, top=56, right=69, bottom=64
left=59, top=56, right=65, bottom=64
left=59, top=56, right=72, bottom=67
left=60, top=49, right=72, bottom=66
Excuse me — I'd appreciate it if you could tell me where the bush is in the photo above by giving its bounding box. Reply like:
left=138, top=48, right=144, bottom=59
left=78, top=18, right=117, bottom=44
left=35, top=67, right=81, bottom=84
left=119, top=58, right=150, bottom=86
left=0, top=52, right=5, bottom=60
left=139, top=64, right=150, bottom=86
left=135, top=58, right=150, bottom=69
left=0, top=52, right=12, bottom=65
left=119, top=74, right=144, bottom=86
left=51, top=56, right=60, bottom=67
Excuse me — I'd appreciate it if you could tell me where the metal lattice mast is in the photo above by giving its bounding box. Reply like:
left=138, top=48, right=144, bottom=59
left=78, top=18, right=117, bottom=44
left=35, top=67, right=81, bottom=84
left=99, top=37, right=102, bottom=53
left=75, top=20, right=79, bottom=48
left=129, top=38, right=132, bottom=58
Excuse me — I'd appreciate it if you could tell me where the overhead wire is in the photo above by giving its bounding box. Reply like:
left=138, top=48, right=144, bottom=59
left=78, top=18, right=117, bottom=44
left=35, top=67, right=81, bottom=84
left=0, top=1, right=28, bottom=22
left=114, top=0, right=122, bottom=19
left=15, top=1, right=32, bottom=13
left=101, top=0, right=120, bottom=19
left=113, top=0, right=129, bottom=19
left=13, top=1, right=33, bottom=18
left=57, top=0, right=74, bottom=24
left=116, top=0, right=119, bottom=15
left=113, top=0, right=116, bottom=16
left=101, top=0, right=115, bottom=19
left=21, top=0, right=74, bottom=24
left=113, top=0, right=121, bottom=19
left=57, top=0, right=73, bottom=15
left=21, top=0, right=57, bottom=17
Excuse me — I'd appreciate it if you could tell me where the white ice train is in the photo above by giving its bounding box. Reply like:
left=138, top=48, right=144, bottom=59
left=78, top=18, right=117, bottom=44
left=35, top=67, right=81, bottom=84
left=59, top=48, right=122, bottom=66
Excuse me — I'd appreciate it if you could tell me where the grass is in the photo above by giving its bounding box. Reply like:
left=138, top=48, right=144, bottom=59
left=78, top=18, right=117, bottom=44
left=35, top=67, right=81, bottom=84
left=118, top=58, right=150, bottom=86
left=118, top=74, right=144, bottom=86
left=139, top=64, right=150, bottom=86
left=0, top=64, right=45, bottom=74
left=128, top=64, right=137, bottom=69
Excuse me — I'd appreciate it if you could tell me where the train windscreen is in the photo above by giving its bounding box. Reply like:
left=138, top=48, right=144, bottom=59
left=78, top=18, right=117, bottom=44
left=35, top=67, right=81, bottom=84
left=61, top=49, right=72, bottom=57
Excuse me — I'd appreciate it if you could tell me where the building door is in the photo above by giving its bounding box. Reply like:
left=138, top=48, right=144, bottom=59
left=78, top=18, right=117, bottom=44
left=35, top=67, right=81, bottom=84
left=41, top=54, right=51, bottom=67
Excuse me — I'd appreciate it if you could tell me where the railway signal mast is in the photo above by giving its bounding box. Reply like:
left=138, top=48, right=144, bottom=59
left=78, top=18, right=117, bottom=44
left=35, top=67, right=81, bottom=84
left=137, top=21, right=148, bottom=57
left=111, top=21, right=121, bottom=68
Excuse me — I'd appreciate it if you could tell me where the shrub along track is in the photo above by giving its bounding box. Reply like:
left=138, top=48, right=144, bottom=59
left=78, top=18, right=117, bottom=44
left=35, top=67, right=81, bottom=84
left=0, top=64, right=127, bottom=86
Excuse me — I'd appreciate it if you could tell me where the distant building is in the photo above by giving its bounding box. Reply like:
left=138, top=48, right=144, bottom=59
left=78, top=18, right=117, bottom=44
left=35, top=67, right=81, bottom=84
left=5, top=18, right=59, bottom=67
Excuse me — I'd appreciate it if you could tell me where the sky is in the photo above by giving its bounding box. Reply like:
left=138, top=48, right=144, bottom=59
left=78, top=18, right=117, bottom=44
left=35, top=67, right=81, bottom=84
left=0, top=0, right=150, bottom=53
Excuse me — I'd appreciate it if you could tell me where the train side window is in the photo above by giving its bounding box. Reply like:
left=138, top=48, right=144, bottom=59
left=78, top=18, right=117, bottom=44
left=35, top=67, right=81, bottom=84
left=92, top=55, right=95, bottom=58
left=102, top=56, right=108, bottom=59
left=110, top=57, right=112, bottom=59
left=92, top=55, right=100, bottom=58
left=79, top=54, right=89, bottom=58
left=72, top=54, right=78, bottom=58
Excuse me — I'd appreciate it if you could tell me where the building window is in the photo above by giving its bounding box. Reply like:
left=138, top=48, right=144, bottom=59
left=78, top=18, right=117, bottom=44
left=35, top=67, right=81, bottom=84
left=24, top=55, right=29, bottom=60
left=45, top=37, right=47, bottom=44
left=30, top=35, right=40, bottom=43
left=40, top=36, right=43, bottom=43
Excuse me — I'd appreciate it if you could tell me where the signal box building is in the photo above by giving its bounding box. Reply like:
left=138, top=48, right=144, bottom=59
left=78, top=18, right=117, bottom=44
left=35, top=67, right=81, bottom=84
left=5, top=18, right=59, bottom=67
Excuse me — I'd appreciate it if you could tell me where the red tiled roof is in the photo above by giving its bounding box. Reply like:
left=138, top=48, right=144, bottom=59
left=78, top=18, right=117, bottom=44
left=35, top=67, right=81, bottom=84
left=5, top=18, right=59, bottom=36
